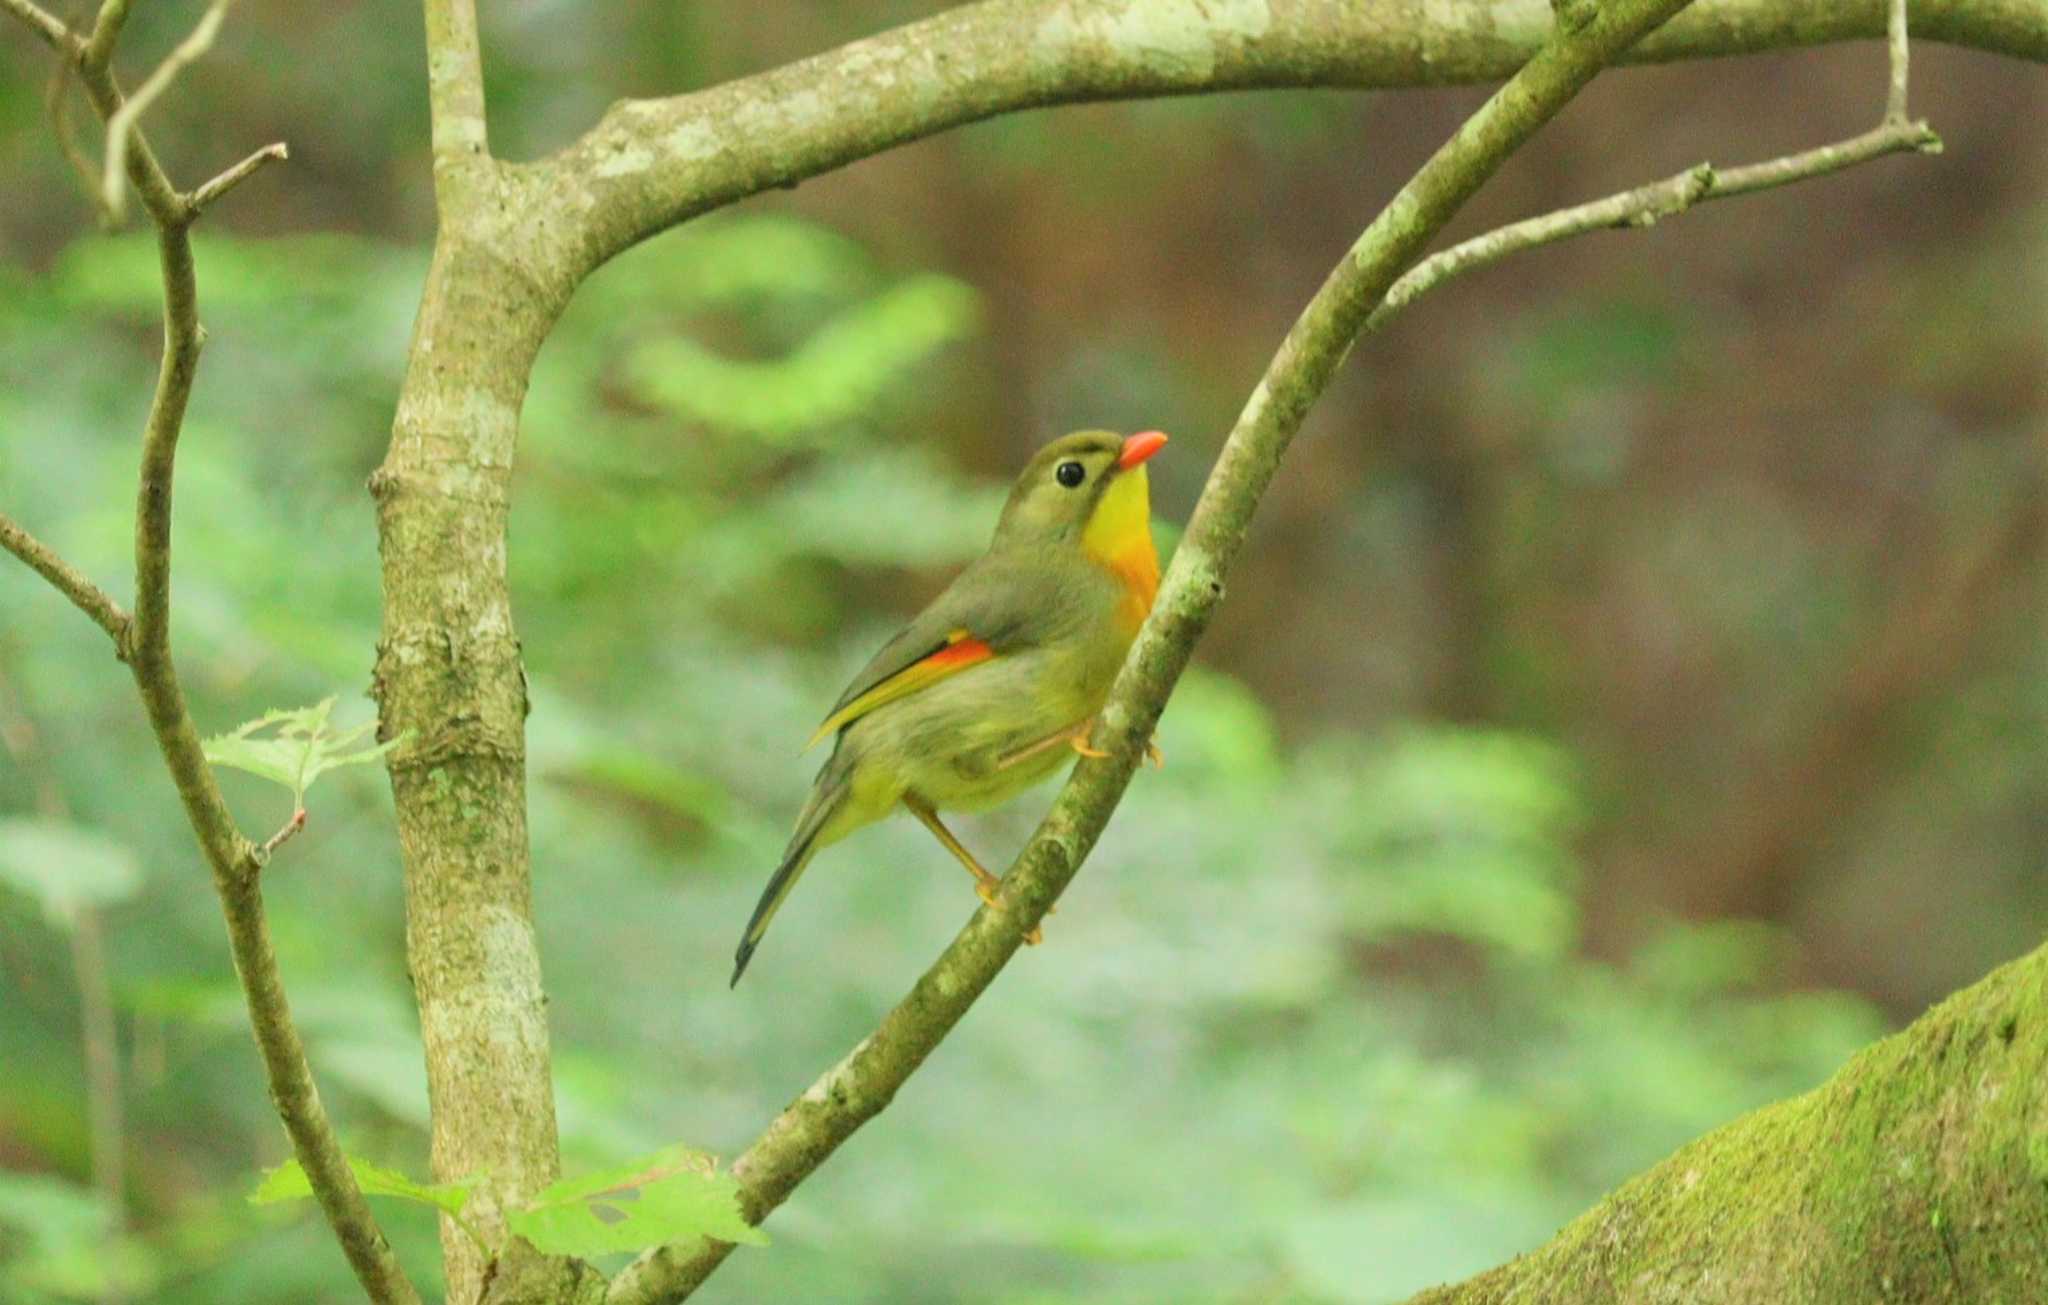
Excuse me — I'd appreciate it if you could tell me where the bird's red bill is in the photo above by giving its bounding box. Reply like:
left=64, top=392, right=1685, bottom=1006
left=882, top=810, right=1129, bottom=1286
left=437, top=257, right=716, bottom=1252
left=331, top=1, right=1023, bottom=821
left=1118, top=430, right=1169, bottom=469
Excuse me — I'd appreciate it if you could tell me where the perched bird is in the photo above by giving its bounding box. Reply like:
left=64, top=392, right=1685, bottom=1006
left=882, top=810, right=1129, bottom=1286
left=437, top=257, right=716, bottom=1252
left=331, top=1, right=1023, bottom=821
left=732, top=429, right=1168, bottom=985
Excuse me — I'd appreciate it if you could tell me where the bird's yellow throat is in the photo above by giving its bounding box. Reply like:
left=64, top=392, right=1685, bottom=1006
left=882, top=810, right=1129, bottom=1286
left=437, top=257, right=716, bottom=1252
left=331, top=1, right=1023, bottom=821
left=1081, top=466, right=1160, bottom=633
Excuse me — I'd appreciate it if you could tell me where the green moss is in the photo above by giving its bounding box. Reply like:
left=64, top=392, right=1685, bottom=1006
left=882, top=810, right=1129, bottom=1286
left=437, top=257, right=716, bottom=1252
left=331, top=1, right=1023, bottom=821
left=1409, top=945, right=2048, bottom=1303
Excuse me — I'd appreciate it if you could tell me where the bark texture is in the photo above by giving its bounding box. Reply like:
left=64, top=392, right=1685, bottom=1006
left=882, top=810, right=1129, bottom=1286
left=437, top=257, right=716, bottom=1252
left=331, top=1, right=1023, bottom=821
left=369, top=160, right=578, bottom=1289
left=1408, top=943, right=2048, bottom=1304
left=546, top=0, right=2043, bottom=270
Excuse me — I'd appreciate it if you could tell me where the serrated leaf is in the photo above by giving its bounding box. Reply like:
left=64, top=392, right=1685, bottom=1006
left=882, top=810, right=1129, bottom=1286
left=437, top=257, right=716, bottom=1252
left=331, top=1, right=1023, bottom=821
left=508, top=1145, right=765, bottom=1256
left=202, top=696, right=405, bottom=807
left=0, top=818, right=143, bottom=926
left=250, top=1155, right=470, bottom=1218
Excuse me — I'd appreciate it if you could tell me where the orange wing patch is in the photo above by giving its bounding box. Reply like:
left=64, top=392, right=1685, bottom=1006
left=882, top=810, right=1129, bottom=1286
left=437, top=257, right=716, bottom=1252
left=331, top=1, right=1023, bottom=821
left=805, top=629, right=995, bottom=750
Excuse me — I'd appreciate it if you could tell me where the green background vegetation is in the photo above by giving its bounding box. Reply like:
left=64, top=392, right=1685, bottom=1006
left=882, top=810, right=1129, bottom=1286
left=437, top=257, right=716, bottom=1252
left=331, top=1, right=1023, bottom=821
left=1, top=5, right=2042, bottom=1301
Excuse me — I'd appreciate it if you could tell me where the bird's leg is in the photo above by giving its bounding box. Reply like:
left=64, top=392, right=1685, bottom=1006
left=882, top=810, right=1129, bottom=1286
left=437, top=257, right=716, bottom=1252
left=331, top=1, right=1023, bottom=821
left=904, top=795, right=1043, bottom=944
left=996, top=721, right=1090, bottom=771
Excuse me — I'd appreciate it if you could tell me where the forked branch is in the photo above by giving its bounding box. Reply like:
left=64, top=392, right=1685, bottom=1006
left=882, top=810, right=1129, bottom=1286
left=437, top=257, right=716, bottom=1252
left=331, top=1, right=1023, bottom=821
left=547, top=0, right=2035, bottom=272
left=1373, top=0, right=1936, bottom=329
left=0, top=5, right=415, bottom=1302
left=603, top=0, right=1714, bottom=1296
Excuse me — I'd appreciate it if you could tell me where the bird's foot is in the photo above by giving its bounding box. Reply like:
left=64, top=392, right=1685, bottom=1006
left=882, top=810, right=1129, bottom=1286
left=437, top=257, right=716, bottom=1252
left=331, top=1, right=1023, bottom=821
left=974, top=877, right=1048, bottom=944
left=1069, top=730, right=1164, bottom=768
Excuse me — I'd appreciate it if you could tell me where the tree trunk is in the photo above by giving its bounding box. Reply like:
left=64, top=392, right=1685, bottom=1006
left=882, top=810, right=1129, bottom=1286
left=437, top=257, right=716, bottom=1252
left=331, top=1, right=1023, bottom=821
left=370, top=194, right=575, bottom=1292
left=1408, top=941, right=2048, bottom=1303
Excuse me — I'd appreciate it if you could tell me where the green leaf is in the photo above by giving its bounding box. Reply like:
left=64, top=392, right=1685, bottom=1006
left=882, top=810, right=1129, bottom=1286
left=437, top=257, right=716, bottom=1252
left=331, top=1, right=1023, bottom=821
left=250, top=1155, right=471, bottom=1219
left=507, top=1144, right=765, bottom=1256
left=0, top=818, right=143, bottom=926
left=202, top=697, right=405, bottom=807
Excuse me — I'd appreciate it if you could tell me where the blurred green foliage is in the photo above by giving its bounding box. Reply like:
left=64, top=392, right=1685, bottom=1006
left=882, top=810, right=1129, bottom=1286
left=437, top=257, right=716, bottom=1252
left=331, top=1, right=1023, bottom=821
left=0, top=220, right=1887, bottom=1303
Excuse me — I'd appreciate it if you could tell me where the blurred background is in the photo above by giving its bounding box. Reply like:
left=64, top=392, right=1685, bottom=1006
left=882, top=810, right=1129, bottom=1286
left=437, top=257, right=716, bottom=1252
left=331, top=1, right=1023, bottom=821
left=1, top=3, right=2042, bottom=1301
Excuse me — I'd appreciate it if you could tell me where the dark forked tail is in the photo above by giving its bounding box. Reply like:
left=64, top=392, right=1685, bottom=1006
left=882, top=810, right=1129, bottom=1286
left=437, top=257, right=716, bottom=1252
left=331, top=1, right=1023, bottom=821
left=732, top=767, right=849, bottom=987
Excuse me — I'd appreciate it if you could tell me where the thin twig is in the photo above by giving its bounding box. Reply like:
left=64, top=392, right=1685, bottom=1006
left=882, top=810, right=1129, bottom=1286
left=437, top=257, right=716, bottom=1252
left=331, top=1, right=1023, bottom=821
left=603, top=0, right=1705, bottom=1299
left=1371, top=119, right=1939, bottom=329
left=188, top=141, right=288, bottom=214
left=256, top=807, right=307, bottom=862
left=101, top=0, right=230, bottom=223
left=65, top=41, right=183, bottom=227
left=0, top=513, right=133, bottom=654
left=3, top=2, right=419, bottom=1298
left=44, top=61, right=115, bottom=225
left=81, top=0, right=131, bottom=70
left=1372, top=0, right=1933, bottom=332
left=118, top=202, right=424, bottom=1305
left=423, top=0, right=488, bottom=171
left=1887, top=0, right=1911, bottom=121
left=0, top=0, right=73, bottom=52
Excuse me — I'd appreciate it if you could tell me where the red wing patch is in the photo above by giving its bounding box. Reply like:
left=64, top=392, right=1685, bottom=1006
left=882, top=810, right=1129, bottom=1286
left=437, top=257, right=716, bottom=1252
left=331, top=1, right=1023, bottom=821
left=806, top=630, right=995, bottom=749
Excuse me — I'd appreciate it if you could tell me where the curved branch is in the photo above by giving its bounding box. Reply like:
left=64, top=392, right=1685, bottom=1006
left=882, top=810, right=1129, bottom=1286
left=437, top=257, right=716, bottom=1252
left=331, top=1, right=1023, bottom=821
left=1405, top=941, right=2048, bottom=1303
left=121, top=140, right=426, bottom=1305
left=4, top=15, right=419, bottom=1304
left=603, top=0, right=1705, bottom=1300
left=548, top=0, right=2043, bottom=271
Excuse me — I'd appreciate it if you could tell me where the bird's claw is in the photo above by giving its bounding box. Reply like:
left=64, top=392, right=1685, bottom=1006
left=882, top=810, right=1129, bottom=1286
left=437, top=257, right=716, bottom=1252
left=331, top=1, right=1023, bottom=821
left=975, top=877, right=1050, bottom=944
left=1068, top=731, right=1163, bottom=768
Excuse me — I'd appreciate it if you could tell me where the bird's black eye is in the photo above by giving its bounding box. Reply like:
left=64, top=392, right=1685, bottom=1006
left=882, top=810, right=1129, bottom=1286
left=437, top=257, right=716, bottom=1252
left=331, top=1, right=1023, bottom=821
left=1055, top=460, right=1086, bottom=488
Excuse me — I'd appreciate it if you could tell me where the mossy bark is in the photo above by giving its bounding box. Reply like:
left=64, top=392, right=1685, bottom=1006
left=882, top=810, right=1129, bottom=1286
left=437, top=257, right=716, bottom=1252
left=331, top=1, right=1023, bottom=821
left=369, top=159, right=579, bottom=1293
left=1409, top=943, right=2048, bottom=1304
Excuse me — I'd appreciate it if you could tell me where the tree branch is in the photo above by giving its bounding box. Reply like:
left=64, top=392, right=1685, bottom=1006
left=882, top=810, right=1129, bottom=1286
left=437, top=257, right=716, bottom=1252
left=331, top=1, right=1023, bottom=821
left=4, top=14, right=417, bottom=1304
left=80, top=0, right=131, bottom=71
left=422, top=0, right=488, bottom=173
left=603, top=0, right=1708, bottom=1299
left=0, top=0, right=73, bottom=54
left=547, top=0, right=2041, bottom=272
left=100, top=0, right=230, bottom=223
left=1888, top=0, right=1913, bottom=120
left=1372, top=0, right=1939, bottom=331
left=188, top=140, right=288, bottom=215
left=0, top=513, right=133, bottom=652
left=121, top=166, right=426, bottom=1305
left=1405, top=940, right=2048, bottom=1303
left=44, top=61, right=115, bottom=226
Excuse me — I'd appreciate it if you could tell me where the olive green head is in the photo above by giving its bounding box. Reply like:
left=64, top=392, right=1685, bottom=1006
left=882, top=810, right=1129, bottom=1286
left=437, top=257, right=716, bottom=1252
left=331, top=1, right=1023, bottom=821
left=993, top=429, right=1168, bottom=548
